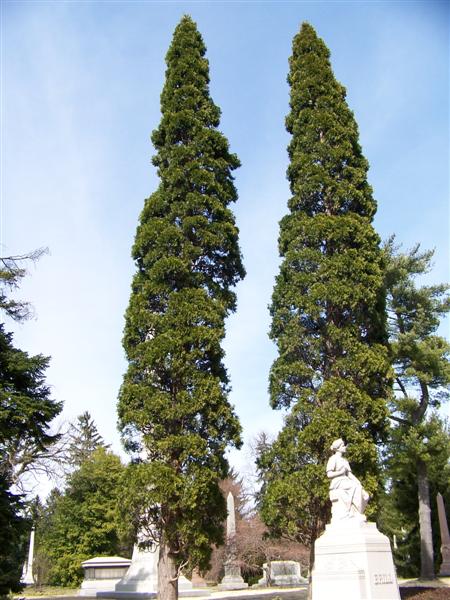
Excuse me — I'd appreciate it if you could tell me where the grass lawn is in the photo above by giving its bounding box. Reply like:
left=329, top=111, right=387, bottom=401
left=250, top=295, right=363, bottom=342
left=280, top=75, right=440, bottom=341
left=13, top=586, right=77, bottom=597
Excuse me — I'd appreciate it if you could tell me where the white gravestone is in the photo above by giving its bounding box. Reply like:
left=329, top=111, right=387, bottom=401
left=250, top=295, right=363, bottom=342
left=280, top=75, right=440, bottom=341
left=257, top=560, right=307, bottom=586
left=21, top=527, right=35, bottom=585
left=437, top=492, right=450, bottom=576
left=311, top=439, right=400, bottom=600
left=218, top=492, right=248, bottom=590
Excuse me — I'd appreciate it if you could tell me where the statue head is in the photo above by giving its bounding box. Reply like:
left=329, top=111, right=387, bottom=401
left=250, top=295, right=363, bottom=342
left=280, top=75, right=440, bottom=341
left=330, top=438, right=346, bottom=453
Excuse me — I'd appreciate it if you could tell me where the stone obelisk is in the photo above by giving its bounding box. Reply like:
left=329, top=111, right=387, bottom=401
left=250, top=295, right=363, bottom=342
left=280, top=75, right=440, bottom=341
left=437, top=493, right=450, bottom=576
left=21, top=528, right=35, bottom=585
left=218, top=492, right=248, bottom=590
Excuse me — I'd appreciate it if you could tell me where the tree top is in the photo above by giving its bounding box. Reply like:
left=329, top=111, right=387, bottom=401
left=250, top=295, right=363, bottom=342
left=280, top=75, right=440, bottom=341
left=167, top=15, right=206, bottom=62
left=294, top=22, right=331, bottom=60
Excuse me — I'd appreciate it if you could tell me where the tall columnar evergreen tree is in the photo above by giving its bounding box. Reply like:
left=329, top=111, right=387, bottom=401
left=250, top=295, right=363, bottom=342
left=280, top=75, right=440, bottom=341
left=118, top=16, right=244, bottom=600
left=258, top=23, right=391, bottom=563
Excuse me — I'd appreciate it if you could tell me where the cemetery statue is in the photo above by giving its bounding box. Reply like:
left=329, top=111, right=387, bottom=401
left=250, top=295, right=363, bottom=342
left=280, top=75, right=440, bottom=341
left=326, top=438, right=369, bottom=522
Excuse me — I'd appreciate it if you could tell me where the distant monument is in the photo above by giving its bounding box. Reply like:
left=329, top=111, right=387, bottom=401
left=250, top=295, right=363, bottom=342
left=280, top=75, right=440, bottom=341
left=257, top=560, right=307, bottom=587
left=21, top=527, right=35, bottom=585
left=437, top=492, right=450, bottom=577
left=80, top=557, right=131, bottom=596
left=311, top=439, right=400, bottom=600
left=218, top=492, right=248, bottom=590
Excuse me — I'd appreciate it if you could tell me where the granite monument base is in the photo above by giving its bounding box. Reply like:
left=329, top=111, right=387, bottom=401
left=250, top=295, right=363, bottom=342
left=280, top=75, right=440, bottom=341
left=311, top=520, right=400, bottom=600
left=218, top=563, right=248, bottom=590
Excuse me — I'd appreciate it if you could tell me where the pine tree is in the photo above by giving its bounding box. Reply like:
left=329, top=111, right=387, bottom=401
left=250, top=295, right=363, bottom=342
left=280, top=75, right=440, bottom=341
left=259, top=23, right=391, bottom=563
left=383, top=240, right=450, bottom=578
left=0, top=250, right=61, bottom=595
left=0, top=475, right=28, bottom=596
left=117, top=16, right=244, bottom=600
left=67, top=411, right=108, bottom=468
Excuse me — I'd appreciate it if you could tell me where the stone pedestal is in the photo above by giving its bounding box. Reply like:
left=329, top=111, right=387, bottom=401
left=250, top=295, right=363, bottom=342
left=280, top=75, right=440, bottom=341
left=312, top=520, right=400, bottom=600
left=218, top=563, right=248, bottom=590
left=218, top=492, right=248, bottom=591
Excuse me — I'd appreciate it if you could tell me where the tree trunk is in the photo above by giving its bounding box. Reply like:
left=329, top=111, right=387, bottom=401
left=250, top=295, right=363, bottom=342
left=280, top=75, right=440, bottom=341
left=417, top=459, right=435, bottom=579
left=158, top=539, right=178, bottom=600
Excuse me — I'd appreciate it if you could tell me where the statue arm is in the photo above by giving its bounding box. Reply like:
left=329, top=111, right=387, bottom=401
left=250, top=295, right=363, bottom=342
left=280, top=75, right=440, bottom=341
left=326, top=455, right=348, bottom=479
left=327, top=466, right=347, bottom=479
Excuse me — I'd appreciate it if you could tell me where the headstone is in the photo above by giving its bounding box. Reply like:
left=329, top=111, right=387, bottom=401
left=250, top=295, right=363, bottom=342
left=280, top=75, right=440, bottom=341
left=437, top=492, right=450, bottom=576
left=257, top=560, right=307, bottom=587
left=21, top=527, right=35, bottom=585
left=80, top=557, right=131, bottom=596
left=311, top=438, right=400, bottom=600
left=218, top=492, right=248, bottom=590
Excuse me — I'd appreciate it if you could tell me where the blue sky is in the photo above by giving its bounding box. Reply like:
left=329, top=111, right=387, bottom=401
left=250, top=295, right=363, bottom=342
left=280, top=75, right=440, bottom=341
left=3, top=1, right=449, bottom=485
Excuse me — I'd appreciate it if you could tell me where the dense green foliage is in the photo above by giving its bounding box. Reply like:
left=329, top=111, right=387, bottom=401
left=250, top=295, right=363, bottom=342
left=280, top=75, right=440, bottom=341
left=258, top=23, right=391, bottom=551
left=380, top=241, right=450, bottom=577
left=0, top=475, right=28, bottom=597
left=67, top=411, right=108, bottom=468
left=117, top=15, right=244, bottom=584
left=0, top=325, right=62, bottom=486
left=380, top=415, right=450, bottom=577
left=36, top=448, right=131, bottom=586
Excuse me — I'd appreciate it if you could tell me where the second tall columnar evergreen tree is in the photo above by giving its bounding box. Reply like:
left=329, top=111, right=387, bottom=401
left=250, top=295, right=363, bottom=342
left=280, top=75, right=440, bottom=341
left=258, top=23, right=391, bottom=562
left=118, top=16, right=244, bottom=600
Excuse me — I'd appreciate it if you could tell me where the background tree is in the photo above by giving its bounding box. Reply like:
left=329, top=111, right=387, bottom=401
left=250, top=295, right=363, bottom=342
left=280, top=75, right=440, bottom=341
left=258, top=22, right=391, bottom=566
left=0, top=250, right=62, bottom=595
left=0, top=249, right=47, bottom=322
left=379, top=415, right=450, bottom=578
left=0, top=476, right=29, bottom=597
left=35, top=447, right=131, bottom=587
left=67, top=411, right=109, bottom=468
left=0, top=326, right=62, bottom=490
left=33, top=489, right=62, bottom=586
left=117, top=15, right=244, bottom=600
left=382, top=240, right=450, bottom=578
